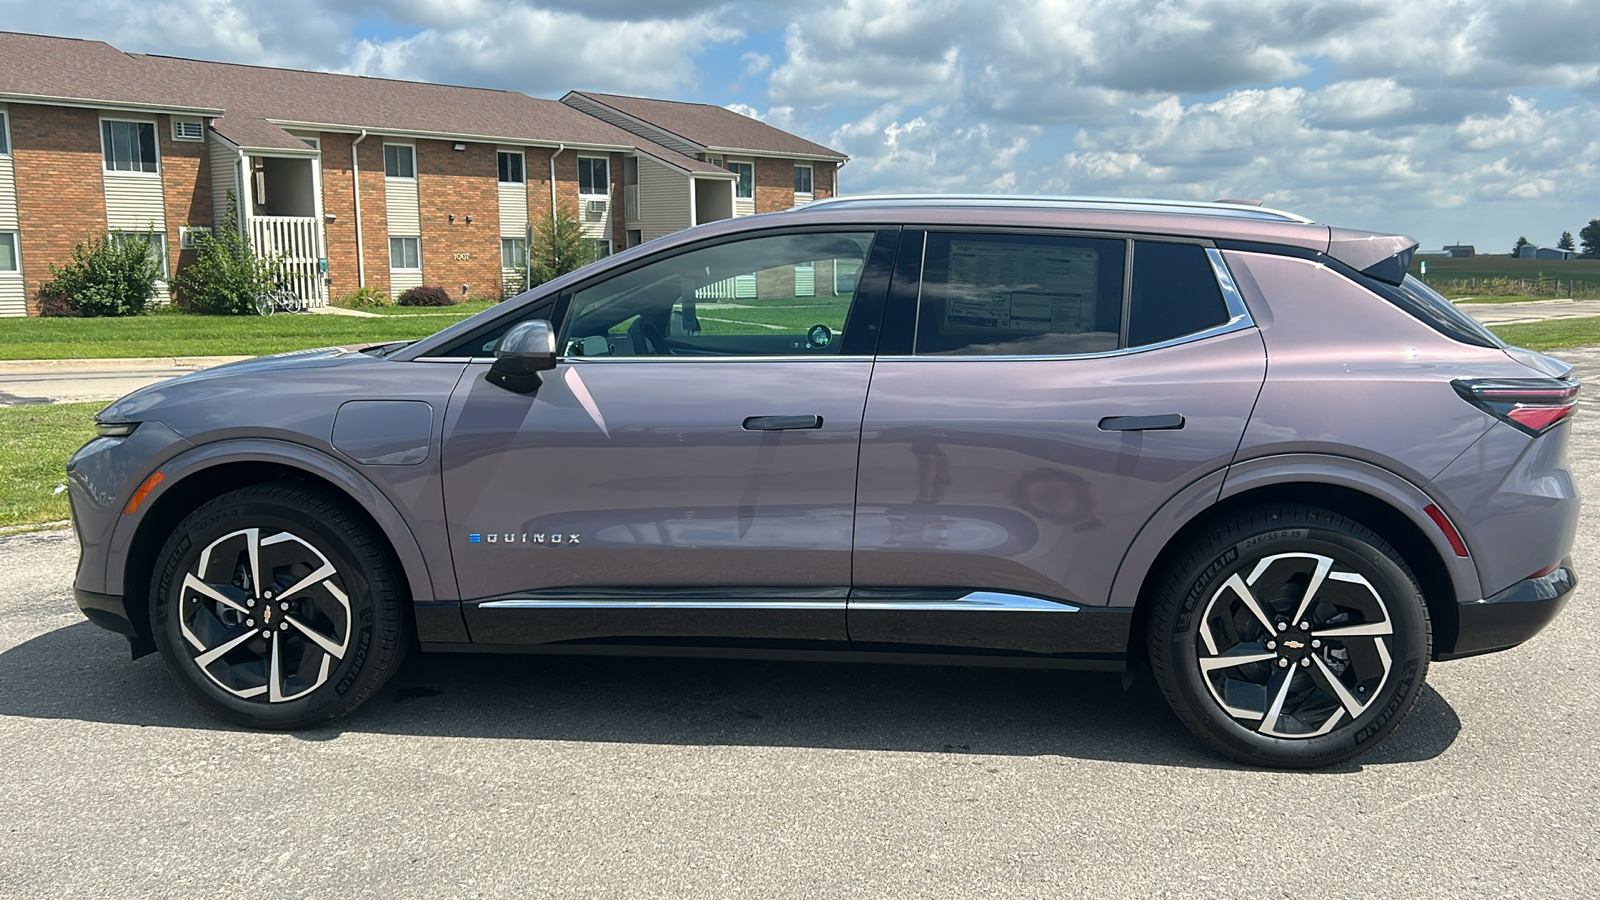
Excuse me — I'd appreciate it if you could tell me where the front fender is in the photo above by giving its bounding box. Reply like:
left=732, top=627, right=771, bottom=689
left=106, top=438, right=454, bottom=635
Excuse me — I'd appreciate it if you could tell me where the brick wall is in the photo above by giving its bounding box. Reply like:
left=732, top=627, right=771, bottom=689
left=525, top=146, right=555, bottom=226
left=158, top=114, right=211, bottom=277
left=8, top=104, right=108, bottom=312
left=610, top=151, right=626, bottom=251
left=813, top=161, right=835, bottom=200
left=753, top=157, right=798, bottom=214
left=319, top=132, right=389, bottom=298
left=417, top=139, right=501, bottom=299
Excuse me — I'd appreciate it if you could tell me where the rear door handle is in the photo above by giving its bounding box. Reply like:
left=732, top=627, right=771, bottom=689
left=743, top=415, right=824, bottom=431
left=1098, top=414, right=1185, bottom=432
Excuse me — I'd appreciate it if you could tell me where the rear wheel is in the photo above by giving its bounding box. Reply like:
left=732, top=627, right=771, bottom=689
left=149, top=484, right=408, bottom=728
left=1146, top=505, right=1431, bottom=768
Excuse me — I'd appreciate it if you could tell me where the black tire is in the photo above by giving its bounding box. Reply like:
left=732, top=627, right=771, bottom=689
left=149, top=484, right=408, bottom=728
left=1146, top=505, right=1431, bottom=768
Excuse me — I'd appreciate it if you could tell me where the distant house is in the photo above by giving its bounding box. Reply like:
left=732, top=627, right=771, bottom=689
left=1518, top=245, right=1575, bottom=260
left=1444, top=244, right=1475, bottom=257
left=0, top=31, right=847, bottom=315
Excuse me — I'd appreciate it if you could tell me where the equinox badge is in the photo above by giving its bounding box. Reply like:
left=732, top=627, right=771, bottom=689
left=469, top=533, right=581, bottom=545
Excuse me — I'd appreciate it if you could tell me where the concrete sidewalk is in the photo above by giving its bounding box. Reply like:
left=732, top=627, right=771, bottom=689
left=0, top=356, right=250, bottom=406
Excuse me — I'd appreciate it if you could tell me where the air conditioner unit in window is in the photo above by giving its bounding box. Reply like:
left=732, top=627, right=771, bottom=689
left=172, top=119, right=204, bottom=141
left=586, top=199, right=606, bottom=218
left=178, top=226, right=213, bottom=249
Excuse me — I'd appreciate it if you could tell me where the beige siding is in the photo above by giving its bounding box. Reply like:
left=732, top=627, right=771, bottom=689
left=0, top=139, right=20, bottom=314
left=390, top=268, right=422, bottom=294
left=104, top=171, right=166, bottom=232
left=386, top=177, right=420, bottom=235
left=562, top=94, right=701, bottom=157
left=635, top=155, right=691, bottom=242
left=499, top=182, right=527, bottom=238
left=208, top=135, right=242, bottom=228
left=0, top=156, right=17, bottom=230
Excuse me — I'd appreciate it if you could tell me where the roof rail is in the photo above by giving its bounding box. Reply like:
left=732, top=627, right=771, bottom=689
left=803, top=193, right=1315, bottom=224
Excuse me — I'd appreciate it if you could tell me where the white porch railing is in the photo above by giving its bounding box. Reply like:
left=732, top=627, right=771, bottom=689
left=249, top=216, right=325, bottom=306
left=623, top=184, right=638, bottom=220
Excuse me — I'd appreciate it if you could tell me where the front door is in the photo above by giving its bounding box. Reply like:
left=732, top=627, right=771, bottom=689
left=443, top=228, right=898, bottom=650
left=851, top=231, right=1267, bottom=659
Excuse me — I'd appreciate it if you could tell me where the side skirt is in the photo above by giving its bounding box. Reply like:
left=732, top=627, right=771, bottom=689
left=418, top=641, right=1127, bottom=672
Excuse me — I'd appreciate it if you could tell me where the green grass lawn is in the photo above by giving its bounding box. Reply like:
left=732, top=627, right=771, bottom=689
left=354, top=299, right=502, bottom=316
left=1453, top=295, right=1573, bottom=304
left=0, top=401, right=100, bottom=528
left=1411, top=255, right=1600, bottom=280
left=0, top=310, right=484, bottom=360
left=1488, top=317, right=1600, bottom=353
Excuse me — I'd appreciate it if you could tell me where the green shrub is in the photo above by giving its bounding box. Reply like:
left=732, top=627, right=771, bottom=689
left=35, top=231, right=160, bottom=317
left=529, top=199, right=601, bottom=287
left=171, top=194, right=284, bottom=315
left=334, top=286, right=391, bottom=309
left=397, top=285, right=455, bottom=307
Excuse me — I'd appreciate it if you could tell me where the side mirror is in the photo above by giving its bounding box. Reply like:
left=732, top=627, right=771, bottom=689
left=486, top=320, right=558, bottom=394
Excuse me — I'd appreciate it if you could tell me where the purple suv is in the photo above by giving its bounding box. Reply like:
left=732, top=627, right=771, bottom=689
left=67, top=196, right=1579, bottom=768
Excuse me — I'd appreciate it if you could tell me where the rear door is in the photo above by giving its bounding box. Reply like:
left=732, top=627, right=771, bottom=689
left=850, top=230, right=1267, bottom=657
left=442, top=228, right=899, bottom=649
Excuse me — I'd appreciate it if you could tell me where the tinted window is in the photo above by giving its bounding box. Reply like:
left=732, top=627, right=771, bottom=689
left=1128, top=241, right=1230, bottom=347
left=914, top=232, right=1125, bottom=356
left=561, top=231, right=875, bottom=358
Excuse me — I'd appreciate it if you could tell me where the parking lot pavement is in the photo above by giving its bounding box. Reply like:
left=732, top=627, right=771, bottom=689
left=2, top=355, right=1598, bottom=899
left=1459, top=298, right=1600, bottom=326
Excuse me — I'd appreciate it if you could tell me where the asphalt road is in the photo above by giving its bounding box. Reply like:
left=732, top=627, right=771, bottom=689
left=0, top=357, right=249, bottom=407
left=2, top=353, right=1598, bottom=898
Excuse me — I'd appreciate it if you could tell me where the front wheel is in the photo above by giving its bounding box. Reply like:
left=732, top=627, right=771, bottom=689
left=1146, top=505, right=1431, bottom=768
left=254, top=292, right=274, bottom=317
left=149, top=484, right=409, bottom=728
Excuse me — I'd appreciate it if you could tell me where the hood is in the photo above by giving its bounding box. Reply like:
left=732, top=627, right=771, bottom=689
left=97, top=346, right=375, bottom=423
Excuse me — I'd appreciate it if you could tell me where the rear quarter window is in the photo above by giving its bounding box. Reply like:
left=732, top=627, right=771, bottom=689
left=1129, top=241, right=1231, bottom=347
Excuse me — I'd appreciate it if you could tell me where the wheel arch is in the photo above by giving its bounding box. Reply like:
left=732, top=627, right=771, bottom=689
left=1117, top=455, right=1481, bottom=670
left=110, top=440, right=439, bottom=655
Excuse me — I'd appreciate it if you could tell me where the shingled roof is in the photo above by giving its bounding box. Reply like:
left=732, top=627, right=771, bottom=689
left=563, top=91, right=846, bottom=161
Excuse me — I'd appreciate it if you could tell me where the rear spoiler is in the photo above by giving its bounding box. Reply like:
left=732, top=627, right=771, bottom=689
left=1327, top=227, right=1419, bottom=286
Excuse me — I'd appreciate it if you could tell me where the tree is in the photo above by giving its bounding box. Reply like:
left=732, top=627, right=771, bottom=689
left=1557, top=231, right=1576, bottom=251
left=36, top=230, right=161, bottom=317
left=1581, top=220, right=1600, bottom=258
left=1511, top=235, right=1531, bottom=257
left=172, top=192, right=284, bottom=314
left=529, top=199, right=601, bottom=287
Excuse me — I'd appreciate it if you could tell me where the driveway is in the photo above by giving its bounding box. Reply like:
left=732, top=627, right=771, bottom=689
left=1, top=356, right=1597, bottom=897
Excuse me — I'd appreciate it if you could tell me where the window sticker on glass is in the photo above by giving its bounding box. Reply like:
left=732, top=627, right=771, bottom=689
left=944, top=242, right=1099, bottom=333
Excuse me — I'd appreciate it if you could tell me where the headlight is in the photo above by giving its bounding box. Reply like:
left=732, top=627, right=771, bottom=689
left=95, top=421, right=140, bottom=437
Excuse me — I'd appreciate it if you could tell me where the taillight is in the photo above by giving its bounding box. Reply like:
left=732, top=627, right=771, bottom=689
left=1453, top=377, right=1579, bottom=437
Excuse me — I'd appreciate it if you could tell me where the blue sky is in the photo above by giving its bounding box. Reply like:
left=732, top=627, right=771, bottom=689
left=6, top=0, right=1598, bottom=250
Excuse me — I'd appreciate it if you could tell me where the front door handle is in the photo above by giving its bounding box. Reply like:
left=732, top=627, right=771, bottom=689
left=743, top=415, right=824, bottom=431
left=1098, top=414, right=1185, bottom=432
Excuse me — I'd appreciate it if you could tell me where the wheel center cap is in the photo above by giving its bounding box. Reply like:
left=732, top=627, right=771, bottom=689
left=1277, top=628, right=1312, bottom=662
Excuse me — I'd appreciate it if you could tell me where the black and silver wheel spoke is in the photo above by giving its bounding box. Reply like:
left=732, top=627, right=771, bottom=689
left=1197, top=552, right=1394, bottom=739
left=178, top=527, right=351, bottom=703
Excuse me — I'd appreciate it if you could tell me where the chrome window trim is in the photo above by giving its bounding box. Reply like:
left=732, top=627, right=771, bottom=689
left=851, top=592, right=1080, bottom=613
left=1206, top=246, right=1252, bottom=321
left=875, top=315, right=1254, bottom=363
left=478, top=598, right=847, bottom=611
left=560, top=354, right=876, bottom=364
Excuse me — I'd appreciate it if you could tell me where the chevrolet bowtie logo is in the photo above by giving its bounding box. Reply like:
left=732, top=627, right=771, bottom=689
left=263, top=605, right=273, bottom=624
left=1283, top=639, right=1305, bottom=650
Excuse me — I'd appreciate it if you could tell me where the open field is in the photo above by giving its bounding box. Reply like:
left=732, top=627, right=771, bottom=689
left=0, top=402, right=100, bottom=528
left=1409, top=255, right=1600, bottom=280
left=0, top=311, right=481, bottom=360
left=1487, top=316, right=1600, bottom=352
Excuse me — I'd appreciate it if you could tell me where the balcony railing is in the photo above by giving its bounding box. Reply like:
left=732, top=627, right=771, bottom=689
left=249, top=216, right=324, bottom=305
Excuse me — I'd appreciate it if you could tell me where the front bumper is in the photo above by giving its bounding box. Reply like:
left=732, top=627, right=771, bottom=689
left=75, top=588, right=154, bottom=658
left=1440, top=560, right=1576, bottom=661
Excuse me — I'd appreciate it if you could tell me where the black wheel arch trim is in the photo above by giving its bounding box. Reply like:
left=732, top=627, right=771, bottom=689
left=1441, top=560, right=1576, bottom=660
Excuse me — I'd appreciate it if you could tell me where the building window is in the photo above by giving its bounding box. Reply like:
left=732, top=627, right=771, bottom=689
left=102, top=120, right=158, bottom=173
left=498, top=151, right=525, bottom=184
left=794, top=164, right=814, bottom=195
left=728, top=162, right=753, bottom=199
left=384, top=144, right=415, bottom=179
left=111, top=231, right=168, bottom=277
left=390, top=236, right=421, bottom=270
left=591, top=239, right=612, bottom=259
left=501, top=237, right=528, bottom=270
left=171, top=118, right=204, bottom=141
left=0, top=232, right=18, bottom=271
left=578, top=157, right=609, bottom=196
left=0, top=112, right=12, bottom=155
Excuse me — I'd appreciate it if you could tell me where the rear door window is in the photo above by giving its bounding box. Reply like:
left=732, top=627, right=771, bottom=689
left=914, top=232, right=1126, bottom=356
left=1128, top=241, right=1231, bottom=347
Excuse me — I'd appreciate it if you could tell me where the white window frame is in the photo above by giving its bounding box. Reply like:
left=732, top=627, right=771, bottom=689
left=0, top=111, right=10, bottom=156
left=389, top=236, right=421, bottom=271
left=111, top=230, right=168, bottom=278
left=727, top=161, right=754, bottom=199
left=498, top=150, right=526, bottom=185
left=101, top=118, right=160, bottom=175
left=171, top=118, right=204, bottom=142
left=384, top=144, right=416, bottom=180
left=793, top=164, right=814, bottom=195
left=577, top=156, right=609, bottom=198
left=0, top=231, right=19, bottom=272
left=591, top=239, right=613, bottom=259
left=501, top=237, right=528, bottom=271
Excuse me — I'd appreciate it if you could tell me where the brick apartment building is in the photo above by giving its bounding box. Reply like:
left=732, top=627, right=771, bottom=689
left=0, top=31, right=846, bottom=316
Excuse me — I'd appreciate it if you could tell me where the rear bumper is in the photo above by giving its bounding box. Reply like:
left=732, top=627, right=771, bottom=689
left=1440, top=561, right=1576, bottom=661
left=75, top=588, right=154, bottom=658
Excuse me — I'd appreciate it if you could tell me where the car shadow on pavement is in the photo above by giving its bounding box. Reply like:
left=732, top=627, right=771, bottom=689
left=0, top=621, right=1461, bottom=771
